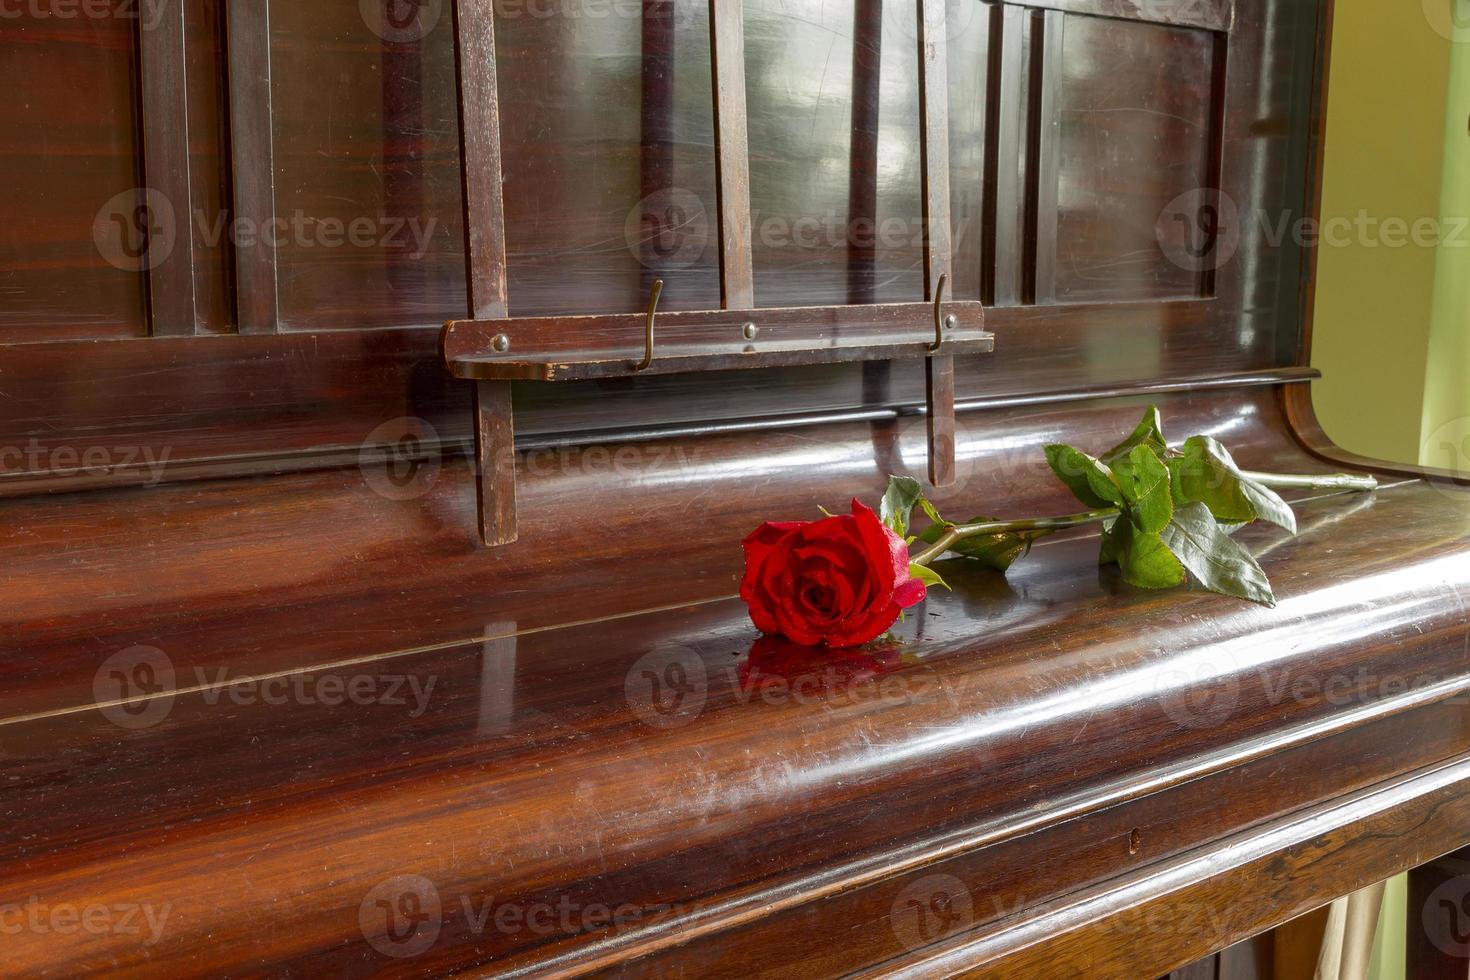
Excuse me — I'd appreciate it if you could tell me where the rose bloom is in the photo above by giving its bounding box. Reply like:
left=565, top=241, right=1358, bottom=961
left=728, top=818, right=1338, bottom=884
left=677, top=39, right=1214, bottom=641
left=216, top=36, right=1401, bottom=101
left=740, top=500, right=927, bottom=648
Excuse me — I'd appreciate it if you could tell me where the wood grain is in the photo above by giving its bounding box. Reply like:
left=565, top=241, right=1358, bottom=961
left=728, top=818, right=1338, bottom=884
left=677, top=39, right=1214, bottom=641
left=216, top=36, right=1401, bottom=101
left=709, top=0, right=754, bottom=310
left=452, top=0, right=509, bottom=322
left=225, top=0, right=279, bottom=333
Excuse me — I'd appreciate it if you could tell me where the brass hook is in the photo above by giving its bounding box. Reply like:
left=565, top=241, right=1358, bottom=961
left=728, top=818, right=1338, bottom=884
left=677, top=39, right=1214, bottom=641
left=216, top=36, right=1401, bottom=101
left=634, top=279, right=663, bottom=372
left=929, top=273, right=949, bottom=353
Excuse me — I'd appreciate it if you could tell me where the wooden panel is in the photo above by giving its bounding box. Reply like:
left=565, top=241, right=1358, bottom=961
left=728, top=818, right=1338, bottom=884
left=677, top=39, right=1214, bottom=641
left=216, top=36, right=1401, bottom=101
left=0, top=0, right=1329, bottom=500
left=0, top=297, right=1245, bottom=492
left=0, top=5, right=147, bottom=339
left=988, top=3, right=1028, bottom=306
left=227, top=0, right=280, bottom=333
left=948, top=0, right=992, bottom=303
left=743, top=0, right=924, bottom=308
left=1045, top=13, right=1217, bottom=303
left=183, top=0, right=235, bottom=335
left=263, top=1, right=466, bottom=329
left=139, top=0, right=199, bottom=336
left=496, top=0, right=720, bottom=317
left=1024, top=8, right=1063, bottom=304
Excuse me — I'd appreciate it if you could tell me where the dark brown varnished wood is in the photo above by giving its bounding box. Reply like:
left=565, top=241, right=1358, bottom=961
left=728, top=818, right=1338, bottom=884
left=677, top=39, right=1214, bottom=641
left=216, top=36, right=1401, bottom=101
left=0, top=6, right=147, bottom=340
left=4, top=1, right=1466, bottom=976
left=452, top=0, right=509, bottom=323
left=139, top=0, right=199, bottom=337
left=0, top=475, right=1466, bottom=975
left=1407, top=848, right=1470, bottom=980
left=709, top=0, right=754, bottom=310
left=225, top=0, right=279, bottom=334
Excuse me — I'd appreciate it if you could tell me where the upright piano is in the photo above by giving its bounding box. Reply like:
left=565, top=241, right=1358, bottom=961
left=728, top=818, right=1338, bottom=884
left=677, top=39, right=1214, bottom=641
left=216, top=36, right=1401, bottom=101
left=2, top=0, right=1469, bottom=976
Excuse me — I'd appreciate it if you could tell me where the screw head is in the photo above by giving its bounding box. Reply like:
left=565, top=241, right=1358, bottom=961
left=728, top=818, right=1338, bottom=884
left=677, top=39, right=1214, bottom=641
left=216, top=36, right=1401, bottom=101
left=491, top=334, right=511, bottom=353
left=742, top=322, right=759, bottom=340
left=944, top=314, right=958, bottom=331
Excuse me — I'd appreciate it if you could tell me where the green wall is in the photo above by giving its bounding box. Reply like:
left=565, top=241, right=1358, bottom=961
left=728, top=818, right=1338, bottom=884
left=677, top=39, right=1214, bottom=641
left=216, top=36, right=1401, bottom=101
left=1311, top=3, right=1452, bottom=465
left=1423, top=28, right=1470, bottom=469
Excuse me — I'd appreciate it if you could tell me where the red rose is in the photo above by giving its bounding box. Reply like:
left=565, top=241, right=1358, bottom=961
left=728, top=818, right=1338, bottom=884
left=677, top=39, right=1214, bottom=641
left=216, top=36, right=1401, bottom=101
left=740, top=499, right=927, bottom=648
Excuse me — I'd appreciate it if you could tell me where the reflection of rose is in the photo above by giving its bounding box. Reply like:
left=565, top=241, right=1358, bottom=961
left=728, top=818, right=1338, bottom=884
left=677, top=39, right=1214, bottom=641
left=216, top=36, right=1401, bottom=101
left=740, top=634, right=902, bottom=693
left=740, top=500, right=926, bottom=648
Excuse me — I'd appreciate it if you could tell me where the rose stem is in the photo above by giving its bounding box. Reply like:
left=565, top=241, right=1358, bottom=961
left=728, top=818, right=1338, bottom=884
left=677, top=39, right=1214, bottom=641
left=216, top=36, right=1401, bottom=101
left=1244, top=471, right=1379, bottom=492
left=910, top=510, right=1116, bottom=567
left=909, top=471, right=1379, bottom=567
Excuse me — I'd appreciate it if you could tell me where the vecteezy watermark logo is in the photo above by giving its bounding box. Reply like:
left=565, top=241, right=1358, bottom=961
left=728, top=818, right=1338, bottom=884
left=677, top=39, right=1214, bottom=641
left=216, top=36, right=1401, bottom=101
left=0, top=0, right=169, bottom=32
left=1153, top=651, right=1240, bottom=731
left=93, top=188, right=176, bottom=273
left=1423, top=416, right=1470, bottom=496
left=1424, top=0, right=1470, bottom=43
left=360, top=0, right=443, bottom=43
left=625, top=188, right=710, bottom=271
left=624, top=645, right=708, bottom=730
left=360, top=417, right=443, bottom=501
left=0, top=897, right=171, bottom=946
left=0, top=439, right=172, bottom=484
left=1423, top=874, right=1470, bottom=958
left=93, top=646, right=176, bottom=730
left=890, top=874, right=975, bottom=952
left=191, top=668, right=438, bottom=717
left=360, top=875, right=443, bottom=959
left=1156, top=188, right=1241, bottom=275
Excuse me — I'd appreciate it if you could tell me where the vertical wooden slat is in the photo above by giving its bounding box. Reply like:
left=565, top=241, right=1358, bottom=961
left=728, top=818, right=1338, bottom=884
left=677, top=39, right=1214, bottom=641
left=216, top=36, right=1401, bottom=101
left=138, top=0, right=198, bottom=336
left=1200, top=30, right=1230, bottom=298
left=986, top=3, right=1025, bottom=306
left=454, top=0, right=510, bottom=321
left=709, top=0, right=755, bottom=310
left=226, top=0, right=279, bottom=333
left=852, top=0, right=892, bottom=453
left=918, top=0, right=956, bottom=488
left=474, top=381, right=517, bottom=545
left=453, top=0, right=516, bottom=544
left=848, top=0, right=883, bottom=307
left=1023, top=8, right=1064, bottom=306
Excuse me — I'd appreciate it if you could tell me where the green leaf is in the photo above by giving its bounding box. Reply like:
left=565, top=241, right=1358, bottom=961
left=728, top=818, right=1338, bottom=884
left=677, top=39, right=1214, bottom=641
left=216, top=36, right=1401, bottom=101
left=1112, top=444, right=1174, bottom=535
left=880, top=476, right=926, bottom=538
left=1160, top=502, right=1277, bottom=607
left=909, top=563, right=951, bottom=591
left=1106, top=519, right=1187, bottom=589
left=919, top=497, right=946, bottom=527
left=1101, top=406, right=1168, bottom=465
left=918, top=517, right=1055, bottom=572
left=1045, top=445, right=1124, bottom=509
left=1174, top=436, right=1297, bottom=534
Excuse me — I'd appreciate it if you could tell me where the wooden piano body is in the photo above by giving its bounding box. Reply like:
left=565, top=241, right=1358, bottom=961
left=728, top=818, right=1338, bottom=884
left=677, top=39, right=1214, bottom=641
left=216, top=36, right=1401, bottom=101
left=2, top=0, right=1468, bottom=976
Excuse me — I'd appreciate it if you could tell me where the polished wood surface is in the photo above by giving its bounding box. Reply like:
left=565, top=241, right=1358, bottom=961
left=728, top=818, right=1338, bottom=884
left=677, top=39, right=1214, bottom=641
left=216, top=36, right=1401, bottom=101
left=2, top=473, right=1467, bottom=976
left=4, top=0, right=1469, bottom=976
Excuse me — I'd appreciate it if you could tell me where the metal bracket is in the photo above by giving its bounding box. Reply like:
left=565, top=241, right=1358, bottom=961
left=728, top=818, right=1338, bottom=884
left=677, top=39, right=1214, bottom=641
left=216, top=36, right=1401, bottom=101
left=442, top=300, right=992, bottom=545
